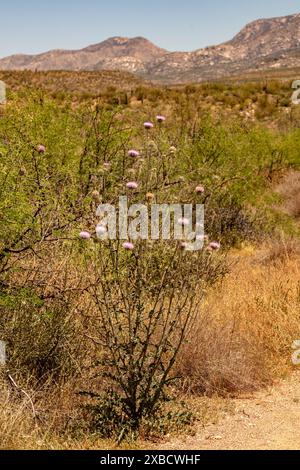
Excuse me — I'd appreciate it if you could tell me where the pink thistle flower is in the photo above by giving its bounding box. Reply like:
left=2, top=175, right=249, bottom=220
left=195, top=185, right=205, bottom=194
left=178, top=217, right=190, bottom=226
left=128, top=149, right=140, bottom=158
left=126, top=181, right=139, bottom=190
left=144, top=122, right=154, bottom=130
left=123, top=241, right=134, bottom=250
left=156, top=115, right=166, bottom=123
left=79, top=231, right=91, bottom=240
left=37, top=144, right=46, bottom=154
left=209, top=241, right=221, bottom=251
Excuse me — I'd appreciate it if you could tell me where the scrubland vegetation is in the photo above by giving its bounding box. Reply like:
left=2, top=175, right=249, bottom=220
left=1, top=71, right=300, bottom=449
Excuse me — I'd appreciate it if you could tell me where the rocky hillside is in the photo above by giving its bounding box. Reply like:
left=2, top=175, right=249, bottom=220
left=0, top=37, right=166, bottom=75
left=1, top=13, right=300, bottom=83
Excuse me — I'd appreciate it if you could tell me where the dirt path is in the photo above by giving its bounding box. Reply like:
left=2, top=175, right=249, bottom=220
left=159, top=372, right=300, bottom=450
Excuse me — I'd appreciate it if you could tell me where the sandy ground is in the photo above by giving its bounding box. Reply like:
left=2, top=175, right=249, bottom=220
left=158, top=371, right=300, bottom=450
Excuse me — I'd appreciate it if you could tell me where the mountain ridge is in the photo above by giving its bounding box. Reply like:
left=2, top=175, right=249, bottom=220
left=1, top=13, right=300, bottom=83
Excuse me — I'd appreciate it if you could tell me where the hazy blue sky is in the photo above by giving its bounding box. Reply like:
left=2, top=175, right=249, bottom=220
left=0, top=0, right=299, bottom=58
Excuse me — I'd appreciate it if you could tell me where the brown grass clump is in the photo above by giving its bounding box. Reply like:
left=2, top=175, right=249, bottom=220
left=0, top=373, right=41, bottom=449
left=177, top=245, right=300, bottom=396
left=256, top=236, right=300, bottom=265
left=276, top=171, right=300, bottom=218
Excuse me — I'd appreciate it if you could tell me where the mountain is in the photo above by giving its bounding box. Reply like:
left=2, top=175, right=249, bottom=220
left=1, top=13, right=300, bottom=83
left=0, top=37, right=166, bottom=75
left=145, top=12, right=300, bottom=82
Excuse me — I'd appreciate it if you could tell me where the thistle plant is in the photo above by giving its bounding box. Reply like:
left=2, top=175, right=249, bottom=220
left=80, top=118, right=225, bottom=437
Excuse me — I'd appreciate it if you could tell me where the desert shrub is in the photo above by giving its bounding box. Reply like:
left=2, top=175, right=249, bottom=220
left=0, top=99, right=128, bottom=381
left=175, top=116, right=291, bottom=244
left=255, top=93, right=278, bottom=119
left=0, top=255, right=85, bottom=381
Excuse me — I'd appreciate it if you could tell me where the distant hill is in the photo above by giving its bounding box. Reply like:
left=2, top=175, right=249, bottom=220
left=1, top=13, right=300, bottom=83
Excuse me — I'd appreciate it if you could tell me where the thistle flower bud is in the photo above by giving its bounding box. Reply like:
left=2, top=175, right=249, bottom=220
left=209, top=241, right=221, bottom=251
left=37, top=144, right=46, bottom=154
left=195, top=185, right=205, bottom=194
left=128, top=149, right=139, bottom=158
left=123, top=241, right=134, bottom=250
left=126, top=181, right=138, bottom=190
left=79, top=231, right=91, bottom=240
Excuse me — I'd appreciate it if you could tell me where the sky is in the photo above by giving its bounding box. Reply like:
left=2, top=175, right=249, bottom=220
left=0, top=0, right=300, bottom=58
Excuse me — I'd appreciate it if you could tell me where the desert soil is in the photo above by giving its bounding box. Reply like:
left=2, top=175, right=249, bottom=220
left=158, top=371, right=300, bottom=450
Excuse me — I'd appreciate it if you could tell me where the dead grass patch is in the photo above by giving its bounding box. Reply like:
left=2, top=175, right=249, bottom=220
left=177, top=245, right=300, bottom=395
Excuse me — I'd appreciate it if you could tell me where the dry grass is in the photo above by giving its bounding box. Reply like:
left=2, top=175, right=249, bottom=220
left=177, top=243, right=300, bottom=396
left=256, top=236, right=300, bottom=265
left=0, top=373, right=130, bottom=450
left=276, top=171, right=300, bottom=218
